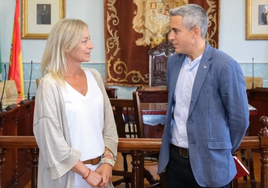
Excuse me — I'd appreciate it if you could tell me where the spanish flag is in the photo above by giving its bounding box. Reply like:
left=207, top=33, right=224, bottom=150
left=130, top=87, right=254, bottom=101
left=9, top=0, right=24, bottom=94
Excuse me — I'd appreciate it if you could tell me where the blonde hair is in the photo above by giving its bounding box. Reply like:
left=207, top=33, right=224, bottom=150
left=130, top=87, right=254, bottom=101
left=41, top=19, right=88, bottom=84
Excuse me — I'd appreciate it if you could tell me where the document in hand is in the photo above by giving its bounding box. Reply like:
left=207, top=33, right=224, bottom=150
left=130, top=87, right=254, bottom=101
left=233, top=156, right=250, bottom=179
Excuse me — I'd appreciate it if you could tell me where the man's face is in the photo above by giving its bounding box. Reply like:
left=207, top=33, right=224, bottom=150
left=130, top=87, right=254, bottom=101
left=168, top=15, right=195, bottom=54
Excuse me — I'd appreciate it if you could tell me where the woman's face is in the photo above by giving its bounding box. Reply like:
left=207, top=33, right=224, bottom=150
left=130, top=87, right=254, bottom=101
left=67, top=28, right=94, bottom=64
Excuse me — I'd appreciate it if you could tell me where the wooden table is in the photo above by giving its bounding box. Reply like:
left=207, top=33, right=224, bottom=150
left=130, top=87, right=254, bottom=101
left=140, top=104, right=256, bottom=138
left=0, top=95, right=35, bottom=188
left=141, top=104, right=256, bottom=125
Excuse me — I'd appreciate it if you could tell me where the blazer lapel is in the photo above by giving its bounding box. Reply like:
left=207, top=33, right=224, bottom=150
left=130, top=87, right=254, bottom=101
left=168, top=54, right=185, bottom=98
left=188, top=44, right=213, bottom=117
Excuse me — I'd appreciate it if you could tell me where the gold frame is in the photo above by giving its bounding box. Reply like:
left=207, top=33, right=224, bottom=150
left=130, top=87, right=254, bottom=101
left=22, top=0, right=66, bottom=39
left=246, top=0, right=268, bottom=40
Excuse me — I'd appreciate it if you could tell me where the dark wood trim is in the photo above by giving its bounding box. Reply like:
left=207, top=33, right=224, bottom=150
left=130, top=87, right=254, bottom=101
left=0, top=115, right=268, bottom=188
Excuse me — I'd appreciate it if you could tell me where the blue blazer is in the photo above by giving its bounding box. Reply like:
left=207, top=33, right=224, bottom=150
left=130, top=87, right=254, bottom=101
left=158, top=43, right=249, bottom=187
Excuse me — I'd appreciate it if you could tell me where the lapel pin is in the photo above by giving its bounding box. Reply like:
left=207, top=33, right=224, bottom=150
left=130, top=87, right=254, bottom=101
left=204, top=65, right=207, bottom=68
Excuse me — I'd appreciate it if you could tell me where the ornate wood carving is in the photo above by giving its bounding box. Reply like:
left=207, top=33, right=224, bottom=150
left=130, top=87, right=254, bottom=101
left=0, top=148, right=6, bottom=188
left=131, top=150, right=143, bottom=188
left=259, top=116, right=268, bottom=188
left=149, top=40, right=175, bottom=86
left=30, top=148, right=39, bottom=188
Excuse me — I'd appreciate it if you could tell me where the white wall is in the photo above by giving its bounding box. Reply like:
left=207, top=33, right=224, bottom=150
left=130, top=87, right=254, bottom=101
left=0, top=0, right=105, bottom=63
left=1, top=0, right=267, bottom=63
left=219, top=0, right=268, bottom=63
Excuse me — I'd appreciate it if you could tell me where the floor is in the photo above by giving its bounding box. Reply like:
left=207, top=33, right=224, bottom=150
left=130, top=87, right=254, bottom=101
left=113, top=150, right=261, bottom=188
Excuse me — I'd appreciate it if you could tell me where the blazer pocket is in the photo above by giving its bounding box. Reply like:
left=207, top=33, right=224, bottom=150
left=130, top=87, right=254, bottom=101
left=207, top=141, right=232, bottom=149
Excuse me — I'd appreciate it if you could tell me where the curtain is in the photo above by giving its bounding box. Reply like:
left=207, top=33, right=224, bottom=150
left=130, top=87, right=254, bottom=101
left=104, top=0, right=220, bottom=87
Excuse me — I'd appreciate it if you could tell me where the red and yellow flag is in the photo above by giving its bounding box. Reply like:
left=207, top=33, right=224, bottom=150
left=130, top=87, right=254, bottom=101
left=9, top=0, right=24, bottom=94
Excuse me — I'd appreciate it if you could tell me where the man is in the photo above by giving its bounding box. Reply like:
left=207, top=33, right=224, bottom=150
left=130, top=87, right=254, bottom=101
left=39, top=5, right=50, bottom=24
left=158, top=4, right=249, bottom=188
left=261, top=7, right=267, bottom=25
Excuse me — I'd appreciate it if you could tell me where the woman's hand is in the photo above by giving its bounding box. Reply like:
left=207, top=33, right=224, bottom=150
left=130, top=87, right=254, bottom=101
left=84, top=170, right=103, bottom=187
left=72, top=160, right=103, bottom=187
left=95, top=163, right=113, bottom=188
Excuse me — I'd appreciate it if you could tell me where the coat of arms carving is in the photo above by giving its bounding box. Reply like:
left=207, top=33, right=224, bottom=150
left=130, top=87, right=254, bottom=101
left=133, top=0, right=188, bottom=48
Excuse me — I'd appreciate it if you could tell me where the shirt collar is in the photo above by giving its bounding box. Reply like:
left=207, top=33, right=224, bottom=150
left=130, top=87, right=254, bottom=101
left=185, top=54, right=203, bottom=71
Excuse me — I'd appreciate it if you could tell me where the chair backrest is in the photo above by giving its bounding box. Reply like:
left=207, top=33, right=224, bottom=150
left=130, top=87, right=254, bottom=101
left=132, top=90, right=168, bottom=138
left=149, top=40, right=175, bottom=87
left=106, top=87, right=118, bottom=98
left=0, top=80, right=18, bottom=99
left=5, top=80, right=18, bottom=98
left=109, top=98, right=137, bottom=138
left=244, top=76, right=263, bottom=89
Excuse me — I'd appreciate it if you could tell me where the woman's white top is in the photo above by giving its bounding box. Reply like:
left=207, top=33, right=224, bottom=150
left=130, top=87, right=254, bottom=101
left=61, top=69, right=105, bottom=161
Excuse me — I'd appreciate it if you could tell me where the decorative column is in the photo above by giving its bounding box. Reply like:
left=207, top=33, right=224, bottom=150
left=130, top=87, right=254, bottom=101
left=131, top=150, right=143, bottom=188
left=30, top=148, right=39, bottom=188
left=259, top=116, right=268, bottom=188
left=0, top=148, right=6, bottom=188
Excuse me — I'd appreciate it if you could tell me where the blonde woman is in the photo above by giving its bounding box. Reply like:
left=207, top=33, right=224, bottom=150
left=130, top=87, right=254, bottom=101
left=34, top=19, right=118, bottom=188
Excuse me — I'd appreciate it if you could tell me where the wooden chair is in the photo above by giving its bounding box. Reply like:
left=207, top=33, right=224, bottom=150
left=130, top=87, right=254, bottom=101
left=133, top=90, right=168, bottom=138
left=105, top=87, right=118, bottom=98
left=132, top=89, right=168, bottom=188
left=110, top=98, right=137, bottom=188
left=5, top=80, right=18, bottom=98
left=149, top=37, right=175, bottom=87
left=0, top=80, right=18, bottom=99
left=244, top=76, right=263, bottom=89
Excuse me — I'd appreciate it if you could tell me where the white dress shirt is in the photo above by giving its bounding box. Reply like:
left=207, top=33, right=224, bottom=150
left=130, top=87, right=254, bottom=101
left=171, top=55, right=202, bottom=148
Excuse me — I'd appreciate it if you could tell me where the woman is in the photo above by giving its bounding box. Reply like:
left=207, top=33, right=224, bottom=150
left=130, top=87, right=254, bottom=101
left=33, top=19, right=118, bottom=188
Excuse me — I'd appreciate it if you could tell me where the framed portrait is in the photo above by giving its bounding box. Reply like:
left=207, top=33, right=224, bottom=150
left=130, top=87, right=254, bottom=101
left=22, top=0, right=66, bottom=39
left=246, top=0, right=268, bottom=40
